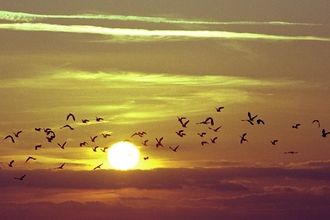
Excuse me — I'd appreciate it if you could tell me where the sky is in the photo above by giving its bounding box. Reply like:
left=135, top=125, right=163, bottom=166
left=0, top=0, right=330, bottom=219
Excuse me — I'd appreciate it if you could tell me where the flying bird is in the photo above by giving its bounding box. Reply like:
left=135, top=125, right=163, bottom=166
left=322, top=129, right=330, bottom=138
left=197, top=117, right=214, bottom=126
left=66, top=113, right=75, bottom=121
left=58, top=141, right=67, bottom=149
left=93, top=163, right=103, bottom=170
left=271, top=140, right=278, bottom=145
left=96, top=117, right=104, bottom=122
left=46, top=136, right=55, bottom=143
left=100, top=147, right=109, bottom=152
left=156, top=137, right=164, bottom=148
left=92, top=146, right=99, bottom=152
left=13, top=131, right=22, bottom=137
left=60, top=124, right=74, bottom=130
left=102, top=133, right=111, bottom=138
left=292, top=124, right=301, bottom=129
left=35, top=127, right=42, bottom=132
left=7, top=160, right=14, bottom=167
left=82, top=119, right=90, bottom=123
left=248, top=112, right=258, bottom=121
left=4, top=135, right=15, bottom=143
left=35, top=144, right=43, bottom=150
left=14, top=174, right=26, bottom=181
left=215, top=106, right=224, bottom=112
left=209, top=126, right=222, bottom=132
left=55, top=163, right=65, bottom=169
left=143, top=156, right=149, bottom=160
left=169, top=145, right=179, bottom=152
left=312, top=120, right=320, bottom=127
left=142, top=139, right=149, bottom=146
left=175, top=130, right=186, bottom=137
left=201, top=141, right=209, bottom=146
left=25, top=156, right=36, bottom=163
left=284, top=151, right=298, bottom=154
left=90, top=135, right=98, bottom=142
left=197, top=132, right=207, bottom=137
left=79, top=142, right=88, bottom=147
left=240, top=133, right=248, bottom=144
left=256, top=119, right=265, bottom=125
left=210, top=137, right=218, bottom=143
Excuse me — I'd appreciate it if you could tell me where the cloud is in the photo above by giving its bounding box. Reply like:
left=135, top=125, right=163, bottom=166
left=0, top=23, right=329, bottom=43
left=0, top=10, right=322, bottom=26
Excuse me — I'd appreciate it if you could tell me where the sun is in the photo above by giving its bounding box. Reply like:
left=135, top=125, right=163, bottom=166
left=107, top=141, right=140, bottom=170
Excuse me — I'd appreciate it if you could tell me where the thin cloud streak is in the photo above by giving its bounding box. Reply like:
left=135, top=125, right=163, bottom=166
left=0, top=23, right=329, bottom=42
left=0, top=10, right=322, bottom=26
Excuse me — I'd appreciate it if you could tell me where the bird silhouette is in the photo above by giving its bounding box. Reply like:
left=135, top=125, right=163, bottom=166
left=240, top=133, right=248, bottom=144
left=143, top=156, right=149, bottom=160
left=25, top=156, right=36, bottom=163
left=209, top=126, right=221, bottom=132
left=197, top=117, right=214, bottom=126
left=256, top=119, right=265, bottom=125
left=312, top=119, right=320, bottom=127
left=13, top=131, right=22, bottom=137
left=271, top=140, right=278, bottom=145
left=175, top=130, right=186, bottom=137
left=93, top=163, right=103, bottom=170
left=201, top=141, right=209, bottom=146
left=92, top=146, right=99, bottom=152
left=46, top=136, right=55, bottom=143
left=14, top=174, right=26, bottom=181
left=79, top=142, right=88, bottom=147
left=169, top=145, right=179, bottom=152
left=156, top=137, right=164, bottom=148
left=4, top=135, right=15, bottom=143
left=60, top=124, right=74, bottom=130
left=66, top=113, right=75, bottom=121
left=7, top=160, right=14, bottom=167
left=96, top=117, right=104, bottom=122
left=248, top=112, right=258, bottom=121
left=284, top=151, right=298, bottom=154
left=322, top=129, right=330, bottom=138
left=102, top=133, right=111, bottom=138
left=55, top=163, right=65, bottom=169
left=82, top=119, right=89, bottom=123
left=142, top=139, right=149, bottom=146
left=197, top=132, right=207, bottom=137
left=58, top=141, right=67, bottom=149
left=292, top=124, right=301, bottom=129
left=35, top=144, right=43, bottom=150
left=215, top=106, right=224, bottom=112
left=90, top=136, right=98, bottom=142
left=100, top=147, right=109, bottom=152
left=210, top=137, right=218, bottom=143
left=35, top=127, right=42, bottom=132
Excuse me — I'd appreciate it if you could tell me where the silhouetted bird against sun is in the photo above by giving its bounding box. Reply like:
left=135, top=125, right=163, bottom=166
left=210, top=137, right=218, bottom=143
left=93, top=163, right=103, bottom=170
left=156, top=137, right=164, bottom=148
left=14, top=174, right=26, bottom=181
left=215, top=106, right=224, bottom=112
left=55, top=163, right=65, bottom=169
left=58, top=141, right=67, bottom=149
left=82, top=119, right=89, bottom=123
left=60, top=124, right=74, bottom=130
left=209, top=126, right=221, bottom=132
left=142, top=139, right=149, bottom=146
left=169, top=145, right=179, bottom=152
left=90, top=135, right=98, bottom=142
left=13, top=131, right=22, bottom=137
left=66, top=113, right=75, bottom=121
left=25, top=156, right=36, bottom=163
left=292, top=124, right=301, bottom=129
left=35, top=144, right=43, bottom=150
left=96, top=117, right=104, bottom=122
left=256, top=119, right=265, bottom=125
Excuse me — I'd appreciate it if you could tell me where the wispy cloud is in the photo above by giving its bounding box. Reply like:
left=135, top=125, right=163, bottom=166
left=0, top=10, right=322, bottom=26
left=0, top=23, right=329, bottom=43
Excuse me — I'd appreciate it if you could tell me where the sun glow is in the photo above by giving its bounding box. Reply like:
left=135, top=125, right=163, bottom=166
left=107, top=141, right=140, bottom=170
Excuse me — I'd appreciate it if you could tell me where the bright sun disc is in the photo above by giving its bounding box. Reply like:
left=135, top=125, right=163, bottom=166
left=107, top=141, right=140, bottom=170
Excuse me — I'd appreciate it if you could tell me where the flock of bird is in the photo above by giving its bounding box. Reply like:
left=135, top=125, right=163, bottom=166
left=1, top=106, right=329, bottom=181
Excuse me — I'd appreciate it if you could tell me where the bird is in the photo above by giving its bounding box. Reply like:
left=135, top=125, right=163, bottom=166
left=210, top=137, right=218, bottom=143
left=197, top=117, right=214, bottom=126
left=46, top=130, right=56, bottom=137
left=215, top=106, right=224, bottom=112
left=197, top=132, right=207, bottom=137
left=143, top=156, right=149, bottom=160
left=156, top=137, right=164, bottom=148
left=177, top=116, right=189, bottom=127
left=131, top=131, right=146, bottom=137
left=13, top=131, right=22, bottom=137
left=100, top=147, right=109, bottom=152
left=79, top=142, right=88, bottom=147
left=96, top=117, right=104, bottom=122
left=82, top=119, right=89, bottom=123
left=209, top=126, right=221, bottom=132
left=292, top=124, right=301, bottom=129
left=175, top=130, right=186, bottom=137
left=66, top=113, right=75, bottom=121
left=25, top=156, right=36, bottom=163
left=312, top=120, right=320, bottom=127
left=4, top=135, right=15, bottom=143
left=58, top=141, right=67, bottom=149
left=35, top=127, right=42, bottom=132
left=7, top=160, right=14, bottom=167
left=284, top=151, right=298, bottom=154
left=43, top=128, right=52, bottom=133
left=169, top=145, right=179, bottom=152
left=102, top=133, right=111, bottom=138
left=92, top=146, right=99, bottom=152
left=271, top=140, right=278, bottom=145
left=54, top=163, right=65, bottom=169
left=240, top=133, right=248, bottom=144
left=201, top=141, right=209, bottom=146
left=46, top=136, right=55, bottom=143
left=35, top=144, right=43, bottom=150
left=93, top=163, right=103, bottom=170
left=142, top=139, right=149, bottom=146
left=322, top=129, right=330, bottom=138
left=256, top=119, right=265, bottom=125
left=90, top=136, right=98, bottom=142
left=248, top=112, right=258, bottom=121
left=60, top=124, right=74, bottom=130
left=14, top=174, right=26, bottom=181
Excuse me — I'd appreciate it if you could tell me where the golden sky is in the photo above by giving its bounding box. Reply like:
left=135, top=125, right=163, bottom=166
left=0, top=1, right=330, bottom=219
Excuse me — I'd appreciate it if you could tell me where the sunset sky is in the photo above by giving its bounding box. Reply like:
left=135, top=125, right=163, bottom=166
left=1, top=1, right=330, bottom=219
